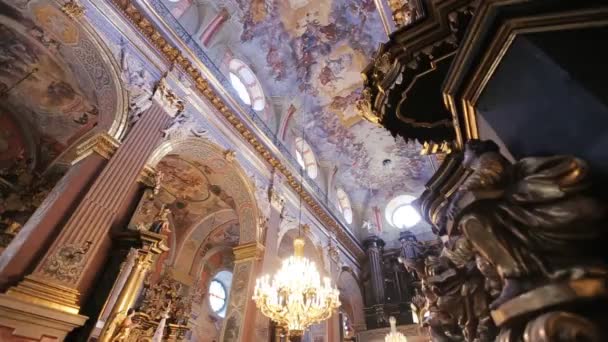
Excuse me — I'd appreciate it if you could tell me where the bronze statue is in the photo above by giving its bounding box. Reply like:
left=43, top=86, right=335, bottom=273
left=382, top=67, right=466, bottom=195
left=446, top=140, right=608, bottom=308
left=418, top=139, right=608, bottom=341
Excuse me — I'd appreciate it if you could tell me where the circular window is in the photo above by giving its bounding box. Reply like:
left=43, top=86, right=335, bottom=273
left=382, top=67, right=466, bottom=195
left=385, top=195, right=421, bottom=229
left=295, top=137, right=318, bottom=179
left=228, top=59, right=265, bottom=111
left=336, top=188, right=353, bottom=224
left=208, top=270, right=232, bottom=318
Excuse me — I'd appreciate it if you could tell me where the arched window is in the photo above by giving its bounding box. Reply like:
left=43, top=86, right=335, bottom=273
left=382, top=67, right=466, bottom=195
left=208, top=270, right=232, bottom=318
left=336, top=188, right=353, bottom=224
left=385, top=195, right=421, bottom=229
left=228, top=59, right=265, bottom=111
left=295, top=137, right=318, bottom=179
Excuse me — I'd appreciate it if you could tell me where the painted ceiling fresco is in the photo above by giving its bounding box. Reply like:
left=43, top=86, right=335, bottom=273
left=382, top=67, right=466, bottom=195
left=161, top=0, right=434, bottom=234
left=156, top=154, right=236, bottom=230
left=0, top=2, right=123, bottom=170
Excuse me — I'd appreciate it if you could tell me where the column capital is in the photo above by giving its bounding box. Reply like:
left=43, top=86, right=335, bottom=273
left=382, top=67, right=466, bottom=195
left=233, top=242, right=265, bottom=262
left=136, top=164, right=158, bottom=187
left=152, top=78, right=184, bottom=118
left=363, top=235, right=385, bottom=250
left=73, top=132, right=120, bottom=164
left=269, top=188, right=285, bottom=212
left=328, top=245, right=340, bottom=264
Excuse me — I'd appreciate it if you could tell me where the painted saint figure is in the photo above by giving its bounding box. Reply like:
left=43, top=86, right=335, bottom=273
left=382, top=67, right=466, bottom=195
left=149, top=204, right=171, bottom=234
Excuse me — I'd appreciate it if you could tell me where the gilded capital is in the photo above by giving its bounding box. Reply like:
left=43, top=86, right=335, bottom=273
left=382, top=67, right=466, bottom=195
left=73, top=132, right=120, bottom=164
left=233, top=242, right=264, bottom=262
left=137, top=164, right=158, bottom=187
left=152, top=78, right=184, bottom=118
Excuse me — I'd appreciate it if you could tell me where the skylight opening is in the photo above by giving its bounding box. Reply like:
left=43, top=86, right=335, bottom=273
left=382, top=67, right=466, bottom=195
left=385, top=195, right=421, bottom=229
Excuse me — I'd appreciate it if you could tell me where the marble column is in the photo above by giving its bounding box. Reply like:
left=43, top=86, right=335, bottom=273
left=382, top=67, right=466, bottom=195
left=0, top=135, right=113, bottom=289
left=253, top=189, right=285, bottom=340
left=220, top=241, right=264, bottom=342
left=0, top=83, right=181, bottom=340
left=364, top=236, right=386, bottom=305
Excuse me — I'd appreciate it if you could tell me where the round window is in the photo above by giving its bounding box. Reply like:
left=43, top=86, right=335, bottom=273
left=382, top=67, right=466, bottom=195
left=385, top=195, right=421, bottom=229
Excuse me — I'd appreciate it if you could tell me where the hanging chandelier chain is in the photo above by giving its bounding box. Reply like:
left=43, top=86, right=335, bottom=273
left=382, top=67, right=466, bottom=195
left=253, top=101, right=340, bottom=337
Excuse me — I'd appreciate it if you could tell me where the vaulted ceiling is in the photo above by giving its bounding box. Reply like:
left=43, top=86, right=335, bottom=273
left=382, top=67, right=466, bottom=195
left=155, top=0, right=433, bottom=240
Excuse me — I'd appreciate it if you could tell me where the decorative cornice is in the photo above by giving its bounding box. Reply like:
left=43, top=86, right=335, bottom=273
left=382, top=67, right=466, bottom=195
left=233, top=242, right=265, bottom=262
left=73, top=132, right=120, bottom=164
left=109, top=0, right=366, bottom=261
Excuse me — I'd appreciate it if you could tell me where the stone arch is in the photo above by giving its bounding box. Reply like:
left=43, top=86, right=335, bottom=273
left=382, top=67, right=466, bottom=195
left=337, top=267, right=366, bottom=331
left=148, top=137, right=260, bottom=244
left=170, top=208, right=236, bottom=266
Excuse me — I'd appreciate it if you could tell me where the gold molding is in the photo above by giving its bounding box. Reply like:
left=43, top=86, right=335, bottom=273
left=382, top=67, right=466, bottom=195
left=73, top=132, right=120, bottom=164
left=4, top=275, right=82, bottom=315
left=109, top=0, right=366, bottom=261
left=233, top=242, right=265, bottom=262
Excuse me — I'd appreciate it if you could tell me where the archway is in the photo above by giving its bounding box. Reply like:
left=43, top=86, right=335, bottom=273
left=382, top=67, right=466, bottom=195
left=138, top=137, right=261, bottom=341
left=337, top=268, right=366, bottom=334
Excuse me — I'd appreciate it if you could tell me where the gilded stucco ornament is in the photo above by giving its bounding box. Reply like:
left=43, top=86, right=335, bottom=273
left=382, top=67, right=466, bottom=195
left=356, top=89, right=381, bottom=125
left=61, top=0, right=85, bottom=20
left=224, top=149, right=237, bottom=162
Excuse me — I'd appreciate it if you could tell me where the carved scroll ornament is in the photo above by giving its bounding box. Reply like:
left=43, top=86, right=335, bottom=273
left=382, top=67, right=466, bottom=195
left=40, top=241, right=92, bottom=284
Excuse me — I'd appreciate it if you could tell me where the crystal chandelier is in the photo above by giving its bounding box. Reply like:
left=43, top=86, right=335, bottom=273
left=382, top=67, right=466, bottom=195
left=385, top=316, right=408, bottom=342
left=253, top=236, right=340, bottom=336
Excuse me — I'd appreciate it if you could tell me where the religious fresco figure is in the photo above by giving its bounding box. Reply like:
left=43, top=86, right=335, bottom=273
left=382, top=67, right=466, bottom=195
left=149, top=204, right=172, bottom=235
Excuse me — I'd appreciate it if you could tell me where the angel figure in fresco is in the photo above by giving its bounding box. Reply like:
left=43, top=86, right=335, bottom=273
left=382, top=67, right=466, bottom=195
left=149, top=204, right=172, bottom=234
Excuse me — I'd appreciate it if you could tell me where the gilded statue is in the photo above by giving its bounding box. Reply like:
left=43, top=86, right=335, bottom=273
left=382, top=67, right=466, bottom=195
left=108, top=308, right=138, bottom=342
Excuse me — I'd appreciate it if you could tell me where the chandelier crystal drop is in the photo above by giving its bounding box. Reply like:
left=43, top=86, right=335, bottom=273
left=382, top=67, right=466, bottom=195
left=385, top=316, right=408, bottom=342
left=253, top=237, right=340, bottom=336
